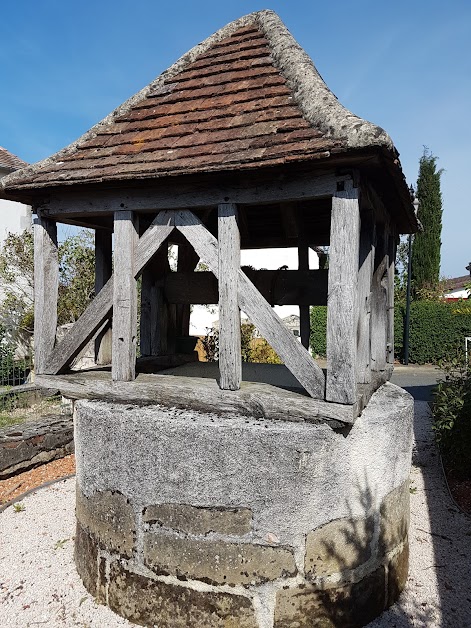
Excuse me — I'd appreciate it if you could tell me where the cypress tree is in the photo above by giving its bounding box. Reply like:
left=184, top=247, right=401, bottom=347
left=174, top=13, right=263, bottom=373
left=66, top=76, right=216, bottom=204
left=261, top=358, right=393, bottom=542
left=411, top=148, right=443, bottom=295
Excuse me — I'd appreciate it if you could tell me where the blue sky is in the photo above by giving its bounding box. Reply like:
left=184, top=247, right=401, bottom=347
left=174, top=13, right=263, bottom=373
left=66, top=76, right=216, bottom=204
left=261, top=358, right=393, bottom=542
left=1, top=0, right=470, bottom=278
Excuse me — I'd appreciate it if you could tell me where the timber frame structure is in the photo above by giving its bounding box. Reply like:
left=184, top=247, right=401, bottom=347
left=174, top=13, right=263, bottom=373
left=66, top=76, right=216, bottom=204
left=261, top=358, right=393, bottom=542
left=0, top=11, right=418, bottom=426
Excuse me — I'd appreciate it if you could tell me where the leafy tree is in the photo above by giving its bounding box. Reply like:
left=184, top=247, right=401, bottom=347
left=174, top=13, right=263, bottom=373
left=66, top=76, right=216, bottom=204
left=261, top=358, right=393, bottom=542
left=411, top=148, right=444, bottom=296
left=0, top=228, right=95, bottom=353
left=57, top=231, right=95, bottom=323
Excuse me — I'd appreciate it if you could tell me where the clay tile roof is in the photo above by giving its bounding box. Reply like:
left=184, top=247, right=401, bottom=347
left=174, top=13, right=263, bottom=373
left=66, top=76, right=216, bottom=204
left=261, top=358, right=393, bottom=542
left=0, top=146, right=28, bottom=172
left=1, top=10, right=399, bottom=195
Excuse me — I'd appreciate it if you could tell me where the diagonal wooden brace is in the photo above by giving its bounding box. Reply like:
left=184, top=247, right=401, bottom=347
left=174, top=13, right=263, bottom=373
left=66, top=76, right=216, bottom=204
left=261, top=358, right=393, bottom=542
left=174, top=209, right=325, bottom=399
left=43, top=211, right=175, bottom=375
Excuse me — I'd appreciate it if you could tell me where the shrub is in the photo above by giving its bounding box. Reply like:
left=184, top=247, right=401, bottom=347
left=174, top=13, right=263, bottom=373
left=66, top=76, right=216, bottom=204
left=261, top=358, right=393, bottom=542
left=200, top=323, right=281, bottom=364
left=432, top=351, right=471, bottom=479
left=396, top=300, right=471, bottom=364
left=311, top=300, right=471, bottom=365
left=310, top=306, right=327, bottom=357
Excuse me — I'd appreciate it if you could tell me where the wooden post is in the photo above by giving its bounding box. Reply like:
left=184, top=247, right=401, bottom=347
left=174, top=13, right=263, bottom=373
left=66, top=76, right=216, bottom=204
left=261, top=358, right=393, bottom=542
left=326, top=187, right=360, bottom=404
left=370, top=227, right=388, bottom=373
left=140, top=260, right=156, bottom=357
left=298, top=231, right=310, bottom=350
left=112, top=211, right=138, bottom=381
left=387, top=232, right=396, bottom=365
left=140, top=246, right=169, bottom=356
left=34, top=216, right=58, bottom=374
left=94, top=229, right=112, bottom=364
left=218, top=203, right=242, bottom=390
left=356, top=213, right=375, bottom=384
left=176, top=244, right=199, bottom=337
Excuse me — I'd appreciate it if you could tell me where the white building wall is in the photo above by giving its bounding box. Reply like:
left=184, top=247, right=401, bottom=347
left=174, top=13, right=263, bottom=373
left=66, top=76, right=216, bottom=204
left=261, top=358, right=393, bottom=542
left=0, top=198, right=32, bottom=245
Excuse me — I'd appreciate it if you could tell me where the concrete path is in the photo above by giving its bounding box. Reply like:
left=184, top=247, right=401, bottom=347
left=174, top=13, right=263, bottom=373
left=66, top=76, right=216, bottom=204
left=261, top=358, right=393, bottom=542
left=391, top=364, right=444, bottom=402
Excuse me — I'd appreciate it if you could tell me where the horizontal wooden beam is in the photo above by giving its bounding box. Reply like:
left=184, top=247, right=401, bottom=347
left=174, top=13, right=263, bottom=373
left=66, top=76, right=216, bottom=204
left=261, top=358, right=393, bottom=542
left=162, top=269, right=328, bottom=305
left=37, top=172, right=350, bottom=218
left=36, top=371, right=358, bottom=427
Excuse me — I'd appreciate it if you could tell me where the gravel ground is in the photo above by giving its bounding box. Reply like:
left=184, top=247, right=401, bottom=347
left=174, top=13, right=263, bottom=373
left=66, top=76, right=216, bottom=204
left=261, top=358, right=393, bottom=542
left=1, top=400, right=470, bottom=628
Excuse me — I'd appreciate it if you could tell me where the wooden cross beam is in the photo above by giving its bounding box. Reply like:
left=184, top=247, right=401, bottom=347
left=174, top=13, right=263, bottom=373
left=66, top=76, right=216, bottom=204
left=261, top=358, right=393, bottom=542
left=174, top=209, right=325, bottom=399
left=42, top=211, right=175, bottom=375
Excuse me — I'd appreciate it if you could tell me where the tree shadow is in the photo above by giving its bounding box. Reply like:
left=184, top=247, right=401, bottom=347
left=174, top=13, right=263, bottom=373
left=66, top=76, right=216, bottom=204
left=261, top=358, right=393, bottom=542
left=304, top=478, right=439, bottom=628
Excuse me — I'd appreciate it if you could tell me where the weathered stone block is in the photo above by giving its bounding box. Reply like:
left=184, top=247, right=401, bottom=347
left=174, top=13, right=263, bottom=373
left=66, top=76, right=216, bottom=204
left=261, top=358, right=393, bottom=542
left=0, top=415, right=74, bottom=478
left=143, top=503, right=252, bottom=536
left=107, top=560, right=258, bottom=628
left=379, top=481, right=410, bottom=553
left=76, top=488, right=135, bottom=557
left=387, top=541, right=409, bottom=606
left=144, top=532, right=297, bottom=586
left=274, top=567, right=386, bottom=628
left=74, top=521, right=98, bottom=597
left=305, top=516, right=374, bottom=579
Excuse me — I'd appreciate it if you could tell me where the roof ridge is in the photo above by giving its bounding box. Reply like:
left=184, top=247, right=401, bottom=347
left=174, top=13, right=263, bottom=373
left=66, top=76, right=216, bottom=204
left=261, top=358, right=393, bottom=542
left=256, top=11, right=393, bottom=151
left=1, top=10, right=395, bottom=192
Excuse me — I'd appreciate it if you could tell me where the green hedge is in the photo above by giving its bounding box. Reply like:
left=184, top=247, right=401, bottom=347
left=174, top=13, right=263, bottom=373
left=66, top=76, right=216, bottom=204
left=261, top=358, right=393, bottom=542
left=310, top=306, right=327, bottom=357
left=310, top=300, right=471, bottom=364
left=396, top=300, right=471, bottom=364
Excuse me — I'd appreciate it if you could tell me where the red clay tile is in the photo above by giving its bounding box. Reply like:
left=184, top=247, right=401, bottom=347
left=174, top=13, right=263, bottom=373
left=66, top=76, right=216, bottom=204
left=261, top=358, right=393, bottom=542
left=3, top=21, right=349, bottom=189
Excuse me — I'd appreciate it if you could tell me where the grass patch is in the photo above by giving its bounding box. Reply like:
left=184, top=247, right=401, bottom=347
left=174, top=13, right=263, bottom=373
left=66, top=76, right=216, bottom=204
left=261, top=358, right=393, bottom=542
left=0, top=413, right=27, bottom=429
left=0, top=395, right=64, bottom=430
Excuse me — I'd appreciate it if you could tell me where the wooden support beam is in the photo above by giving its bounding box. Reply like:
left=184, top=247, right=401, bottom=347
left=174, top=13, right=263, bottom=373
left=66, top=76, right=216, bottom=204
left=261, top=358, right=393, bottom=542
left=140, top=258, right=157, bottom=357
left=175, top=243, right=199, bottom=337
left=280, top=202, right=299, bottom=240
left=162, top=269, right=328, bottom=306
left=43, top=211, right=175, bottom=375
left=175, top=209, right=325, bottom=399
left=356, top=213, right=375, bottom=384
left=37, top=371, right=360, bottom=427
left=386, top=231, right=396, bottom=365
left=326, top=188, right=361, bottom=404
left=38, top=172, right=350, bottom=218
left=112, top=211, right=138, bottom=381
left=297, top=209, right=310, bottom=350
left=370, top=228, right=388, bottom=373
left=33, top=217, right=58, bottom=374
left=94, top=229, right=113, bottom=365
left=218, top=203, right=242, bottom=391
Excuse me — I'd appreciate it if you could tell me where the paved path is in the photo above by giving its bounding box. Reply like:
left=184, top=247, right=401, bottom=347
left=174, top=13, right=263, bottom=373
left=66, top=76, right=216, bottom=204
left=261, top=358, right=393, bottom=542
left=391, top=364, right=444, bottom=402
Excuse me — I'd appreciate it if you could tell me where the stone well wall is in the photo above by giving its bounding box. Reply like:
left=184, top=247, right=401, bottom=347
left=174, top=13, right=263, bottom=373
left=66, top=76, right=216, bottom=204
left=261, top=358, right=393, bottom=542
left=74, top=382, right=413, bottom=628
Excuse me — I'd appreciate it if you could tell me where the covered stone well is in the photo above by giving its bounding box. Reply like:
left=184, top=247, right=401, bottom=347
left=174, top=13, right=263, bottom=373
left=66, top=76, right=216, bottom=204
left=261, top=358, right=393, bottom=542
left=1, top=9, right=418, bottom=627
left=74, top=382, right=412, bottom=627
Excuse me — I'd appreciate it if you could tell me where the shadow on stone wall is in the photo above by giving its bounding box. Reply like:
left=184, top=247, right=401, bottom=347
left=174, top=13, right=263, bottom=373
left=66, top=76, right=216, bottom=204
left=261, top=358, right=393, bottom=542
left=286, top=478, right=438, bottom=628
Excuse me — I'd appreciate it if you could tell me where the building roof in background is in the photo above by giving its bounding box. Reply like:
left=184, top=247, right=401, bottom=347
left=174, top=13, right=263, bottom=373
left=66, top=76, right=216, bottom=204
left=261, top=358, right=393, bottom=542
left=0, top=146, right=28, bottom=172
left=444, top=275, right=470, bottom=293
left=0, top=10, right=400, bottom=191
